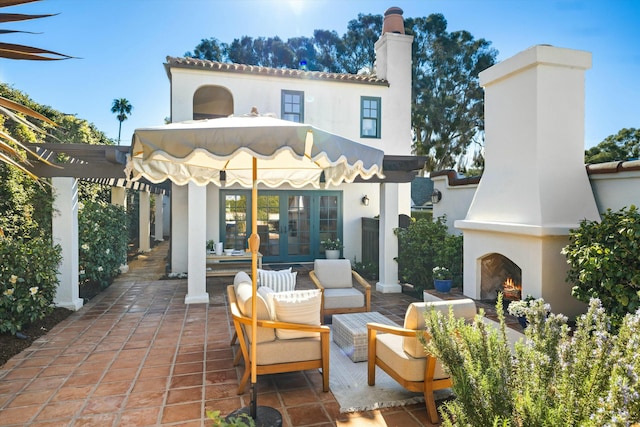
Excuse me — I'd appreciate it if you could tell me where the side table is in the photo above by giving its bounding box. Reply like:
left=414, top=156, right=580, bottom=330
left=332, top=311, right=398, bottom=362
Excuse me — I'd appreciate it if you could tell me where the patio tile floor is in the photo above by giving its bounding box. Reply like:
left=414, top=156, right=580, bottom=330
left=0, top=241, right=518, bottom=426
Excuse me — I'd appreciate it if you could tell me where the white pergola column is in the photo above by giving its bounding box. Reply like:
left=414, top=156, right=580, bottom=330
left=138, top=190, right=151, bottom=252
left=171, top=184, right=188, bottom=273
left=185, top=182, right=209, bottom=304
left=154, top=194, right=164, bottom=241
left=52, top=177, right=83, bottom=311
left=376, top=183, right=402, bottom=293
left=111, top=185, right=129, bottom=273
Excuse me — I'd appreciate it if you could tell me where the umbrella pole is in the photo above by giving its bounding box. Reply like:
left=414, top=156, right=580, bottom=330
left=227, top=157, right=282, bottom=427
left=250, top=157, right=259, bottom=417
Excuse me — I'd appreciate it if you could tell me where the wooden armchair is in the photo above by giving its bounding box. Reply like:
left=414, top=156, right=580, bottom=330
left=367, top=299, right=477, bottom=424
left=309, top=259, right=371, bottom=318
left=227, top=283, right=330, bottom=394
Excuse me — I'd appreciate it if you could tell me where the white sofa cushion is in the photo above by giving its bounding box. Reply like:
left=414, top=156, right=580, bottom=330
left=322, top=288, right=364, bottom=310
left=403, top=299, right=477, bottom=358
left=272, top=289, right=322, bottom=339
left=313, top=259, right=353, bottom=289
left=234, top=282, right=275, bottom=343
left=258, top=268, right=296, bottom=292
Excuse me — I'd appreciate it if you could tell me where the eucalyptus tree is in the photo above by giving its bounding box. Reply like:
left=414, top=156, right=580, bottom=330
left=406, top=14, right=496, bottom=172
left=110, top=98, right=133, bottom=145
left=339, top=13, right=382, bottom=74
left=584, top=128, right=640, bottom=164
left=184, top=37, right=226, bottom=61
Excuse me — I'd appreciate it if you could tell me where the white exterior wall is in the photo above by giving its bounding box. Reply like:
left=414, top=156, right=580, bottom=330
left=431, top=175, right=478, bottom=235
left=589, top=169, right=640, bottom=212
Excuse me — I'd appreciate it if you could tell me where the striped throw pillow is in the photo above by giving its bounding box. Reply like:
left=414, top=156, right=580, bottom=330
left=258, top=268, right=297, bottom=292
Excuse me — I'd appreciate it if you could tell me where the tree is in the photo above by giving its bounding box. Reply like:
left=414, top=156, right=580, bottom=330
left=584, top=128, right=640, bottom=164
left=339, top=13, right=382, bottom=74
left=184, top=37, right=225, bottom=61
left=406, top=14, right=496, bottom=172
left=110, top=98, right=133, bottom=145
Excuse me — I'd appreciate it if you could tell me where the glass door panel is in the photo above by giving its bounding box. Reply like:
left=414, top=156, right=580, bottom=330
left=286, top=195, right=311, bottom=259
left=224, top=194, right=248, bottom=250
left=319, top=195, right=340, bottom=257
left=257, top=194, right=280, bottom=257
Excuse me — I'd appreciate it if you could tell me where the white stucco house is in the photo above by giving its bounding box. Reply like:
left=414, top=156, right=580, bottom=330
left=162, top=7, right=422, bottom=302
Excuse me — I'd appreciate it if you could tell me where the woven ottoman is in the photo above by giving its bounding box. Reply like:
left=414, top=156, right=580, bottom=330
left=332, top=311, right=397, bottom=362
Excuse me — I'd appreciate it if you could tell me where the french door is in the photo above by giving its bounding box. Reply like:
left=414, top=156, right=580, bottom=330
left=221, top=190, right=342, bottom=263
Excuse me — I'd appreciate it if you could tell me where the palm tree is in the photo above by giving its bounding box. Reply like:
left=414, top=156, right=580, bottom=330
left=111, top=98, right=133, bottom=145
left=0, top=0, right=73, bottom=181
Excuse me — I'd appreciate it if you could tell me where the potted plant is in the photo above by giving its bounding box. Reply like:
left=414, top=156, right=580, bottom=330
left=432, top=266, right=452, bottom=292
left=507, top=294, right=550, bottom=329
left=321, top=238, right=343, bottom=259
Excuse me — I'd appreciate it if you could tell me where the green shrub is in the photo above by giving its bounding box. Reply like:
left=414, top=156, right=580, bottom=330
left=394, top=216, right=463, bottom=293
left=0, top=235, right=62, bottom=334
left=562, top=205, right=640, bottom=327
left=424, top=294, right=640, bottom=426
left=78, top=200, right=128, bottom=288
left=352, top=259, right=378, bottom=280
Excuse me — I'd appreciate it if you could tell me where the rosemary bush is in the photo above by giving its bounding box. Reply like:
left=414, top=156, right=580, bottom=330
left=423, top=294, right=640, bottom=426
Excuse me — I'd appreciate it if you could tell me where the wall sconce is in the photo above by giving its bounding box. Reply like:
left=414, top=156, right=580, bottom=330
left=361, top=195, right=369, bottom=206
left=431, top=189, right=442, bottom=204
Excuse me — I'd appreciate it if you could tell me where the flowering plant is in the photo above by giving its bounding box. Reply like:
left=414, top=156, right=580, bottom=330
left=0, top=235, right=61, bottom=334
left=432, top=266, right=451, bottom=280
left=321, top=238, right=343, bottom=250
left=507, top=294, right=550, bottom=317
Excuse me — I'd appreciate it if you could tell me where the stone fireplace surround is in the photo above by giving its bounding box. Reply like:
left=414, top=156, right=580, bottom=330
left=455, top=45, right=601, bottom=318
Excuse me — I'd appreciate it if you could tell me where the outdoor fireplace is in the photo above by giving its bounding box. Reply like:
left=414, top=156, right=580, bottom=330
left=454, top=45, right=600, bottom=318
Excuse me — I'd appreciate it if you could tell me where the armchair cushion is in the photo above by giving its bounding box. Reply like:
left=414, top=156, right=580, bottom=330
left=403, top=299, right=477, bottom=358
left=322, top=288, right=364, bottom=310
left=376, top=333, right=448, bottom=382
left=272, top=289, right=322, bottom=339
left=313, top=259, right=353, bottom=288
left=256, top=336, right=322, bottom=365
left=258, top=268, right=296, bottom=292
left=234, top=282, right=275, bottom=343
left=234, top=271, right=252, bottom=289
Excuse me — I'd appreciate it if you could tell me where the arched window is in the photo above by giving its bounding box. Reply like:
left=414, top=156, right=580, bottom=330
left=193, top=86, right=233, bottom=119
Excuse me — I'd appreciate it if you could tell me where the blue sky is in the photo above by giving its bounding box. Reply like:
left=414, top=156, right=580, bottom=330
left=1, top=0, right=638, bottom=148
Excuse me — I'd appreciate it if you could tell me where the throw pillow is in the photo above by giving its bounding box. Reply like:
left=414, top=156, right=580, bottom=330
left=257, top=286, right=276, bottom=320
left=258, top=268, right=297, bottom=292
left=272, top=289, right=322, bottom=339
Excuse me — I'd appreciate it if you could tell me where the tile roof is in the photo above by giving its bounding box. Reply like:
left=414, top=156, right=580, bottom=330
left=165, top=56, right=390, bottom=87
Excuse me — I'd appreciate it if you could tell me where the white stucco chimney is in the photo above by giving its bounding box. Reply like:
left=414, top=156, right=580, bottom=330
left=374, top=6, right=413, bottom=156
left=455, top=45, right=600, bottom=318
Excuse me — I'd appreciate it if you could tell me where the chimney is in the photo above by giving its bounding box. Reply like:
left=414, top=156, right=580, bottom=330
left=382, top=7, right=405, bottom=34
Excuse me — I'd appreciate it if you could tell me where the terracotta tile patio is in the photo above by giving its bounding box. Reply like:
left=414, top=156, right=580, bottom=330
left=0, top=241, right=510, bottom=426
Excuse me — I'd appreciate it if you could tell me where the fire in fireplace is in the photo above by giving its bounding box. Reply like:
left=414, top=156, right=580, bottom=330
left=502, top=277, right=522, bottom=301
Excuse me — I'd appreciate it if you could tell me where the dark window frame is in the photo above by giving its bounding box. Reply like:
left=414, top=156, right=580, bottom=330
left=281, top=90, right=304, bottom=123
left=360, top=96, right=381, bottom=138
